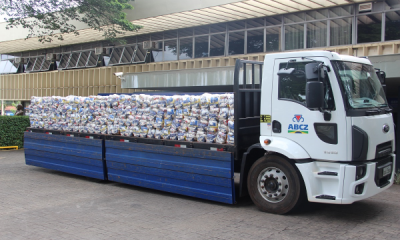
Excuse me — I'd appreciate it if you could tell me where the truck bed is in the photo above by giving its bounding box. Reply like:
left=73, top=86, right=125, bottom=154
left=24, top=59, right=263, bottom=204
left=24, top=130, right=235, bottom=204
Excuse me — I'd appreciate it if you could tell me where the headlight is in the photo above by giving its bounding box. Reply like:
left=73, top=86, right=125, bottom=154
left=355, top=165, right=367, bottom=180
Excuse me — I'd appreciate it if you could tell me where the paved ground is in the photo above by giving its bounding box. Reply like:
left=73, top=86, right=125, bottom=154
left=1, top=150, right=400, bottom=240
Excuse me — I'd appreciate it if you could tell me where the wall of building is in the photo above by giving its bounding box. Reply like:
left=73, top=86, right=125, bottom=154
left=369, top=54, right=400, bottom=78
left=1, top=1, right=400, bottom=101
left=1, top=41, right=400, bottom=101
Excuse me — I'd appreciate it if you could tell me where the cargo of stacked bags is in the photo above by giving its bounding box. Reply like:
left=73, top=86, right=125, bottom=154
left=26, top=93, right=235, bottom=144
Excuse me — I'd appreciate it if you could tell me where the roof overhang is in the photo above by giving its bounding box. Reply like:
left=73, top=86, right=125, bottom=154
left=0, top=0, right=369, bottom=54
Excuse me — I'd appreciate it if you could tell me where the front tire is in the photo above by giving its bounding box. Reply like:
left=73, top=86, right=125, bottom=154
left=247, top=155, right=305, bottom=214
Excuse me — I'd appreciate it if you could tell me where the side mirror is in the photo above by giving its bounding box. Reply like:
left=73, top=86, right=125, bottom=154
left=305, top=62, right=326, bottom=81
left=305, top=63, right=319, bottom=81
left=306, top=81, right=324, bottom=110
left=379, top=71, right=386, bottom=84
left=320, top=66, right=326, bottom=79
left=375, top=68, right=386, bottom=84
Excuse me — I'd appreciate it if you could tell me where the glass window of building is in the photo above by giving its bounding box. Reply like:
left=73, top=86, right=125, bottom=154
left=330, top=18, right=352, bottom=46
left=210, top=23, right=226, bottom=33
left=247, top=18, right=264, bottom=28
left=228, top=31, right=244, bottom=55
left=284, top=12, right=305, bottom=24
left=137, top=34, right=150, bottom=43
left=266, top=27, right=281, bottom=52
left=307, top=21, right=327, bottom=48
left=385, top=0, right=400, bottom=9
left=195, top=36, right=209, bottom=58
left=329, top=5, right=353, bottom=18
left=151, top=33, right=163, bottom=41
left=306, top=9, right=328, bottom=21
left=163, top=39, right=178, bottom=61
left=1, top=54, right=13, bottom=60
left=210, top=34, right=226, bottom=57
left=179, top=38, right=193, bottom=60
left=194, top=26, right=209, bottom=35
left=228, top=21, right=245, bottom=31
left=178, top=28, right=193, bottom=37
left=368, top=1, right=385, bottom=12
left=285, top=24, right=304, bottom=50
left=266, top=16, right=282, bottom=26
left=164, top=30, right=177, bottom=39
left=385, top=10, right=400, bottom=41
left=119, top=46, right=136, bottom=63
left=0, top=60, right=18, bottom=74
left=247, top=29, right=264, bottom=54
left=109, top=48, right=123, bottom=65
left=125, top=36, right=137, bottom=44
left=357, top=13, right=382, bottom=43
left=152, top=48, right=163, bottom=62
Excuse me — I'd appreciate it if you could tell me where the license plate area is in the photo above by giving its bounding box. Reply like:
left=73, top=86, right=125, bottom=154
left=382, top=165, right=392, bottom=177
left=375, top=156, right=393, bottom=187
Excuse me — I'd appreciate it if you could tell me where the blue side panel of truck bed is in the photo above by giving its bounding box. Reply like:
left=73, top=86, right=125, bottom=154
left=24, top=132, right=106, bottom=180
left=105, top=140, right=235, bottom=204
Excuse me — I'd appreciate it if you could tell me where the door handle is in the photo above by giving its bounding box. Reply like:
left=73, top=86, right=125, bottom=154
left=273, top=120, right=281, bottom=133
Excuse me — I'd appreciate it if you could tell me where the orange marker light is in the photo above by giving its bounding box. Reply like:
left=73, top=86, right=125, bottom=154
left=264, top=139, right=271, bottom=145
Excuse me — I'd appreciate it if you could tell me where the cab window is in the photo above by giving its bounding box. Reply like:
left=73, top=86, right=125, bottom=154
left=278, top=61, right=335, bottom=110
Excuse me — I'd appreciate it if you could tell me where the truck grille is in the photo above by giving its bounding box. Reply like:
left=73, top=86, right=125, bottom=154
left=375, top=141, right=392, bottom=159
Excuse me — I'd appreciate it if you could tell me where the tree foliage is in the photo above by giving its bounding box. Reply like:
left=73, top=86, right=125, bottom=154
left=0, top=0, right=142, bottom=43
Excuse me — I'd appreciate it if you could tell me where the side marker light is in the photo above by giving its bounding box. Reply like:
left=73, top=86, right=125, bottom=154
left=264, top=139, right=271, bottom=145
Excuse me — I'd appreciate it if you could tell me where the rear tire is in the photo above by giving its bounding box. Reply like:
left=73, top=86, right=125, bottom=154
left=247, top=155, right=305, bottom=214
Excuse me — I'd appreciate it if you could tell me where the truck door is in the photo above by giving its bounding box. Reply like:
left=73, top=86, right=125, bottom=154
left=271, top=57, right=347, bottom=161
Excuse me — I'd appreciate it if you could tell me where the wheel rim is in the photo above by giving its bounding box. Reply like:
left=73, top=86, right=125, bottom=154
left=257, top=167, right=289, bottom=203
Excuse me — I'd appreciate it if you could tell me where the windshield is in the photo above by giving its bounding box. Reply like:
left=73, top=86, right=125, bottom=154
left=332, top=61, right=388, bottom=109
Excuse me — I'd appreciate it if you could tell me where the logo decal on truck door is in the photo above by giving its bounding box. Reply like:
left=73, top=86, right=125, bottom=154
left=292, top=114, right=304, bottom=122
left=288, top=114, right=308, bottom=134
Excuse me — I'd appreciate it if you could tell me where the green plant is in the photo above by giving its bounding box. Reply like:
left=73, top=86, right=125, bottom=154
left=0, top=116, right=30, bottom=149
left=11, top=101, right=21, bottom=108
left=395, top=170, right=400, bottom=185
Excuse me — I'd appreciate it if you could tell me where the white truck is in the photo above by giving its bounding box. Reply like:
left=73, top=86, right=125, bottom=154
left=25, top=51, right=396, bottom=214
left=246, top=51, right=395, bottom=214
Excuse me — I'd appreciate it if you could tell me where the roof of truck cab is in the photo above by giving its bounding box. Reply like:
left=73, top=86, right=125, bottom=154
left=264, top=51, right=372, bottom=65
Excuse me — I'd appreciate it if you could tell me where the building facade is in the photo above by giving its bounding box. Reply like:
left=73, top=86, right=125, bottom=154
left=0, top=0, right=400, bottom=111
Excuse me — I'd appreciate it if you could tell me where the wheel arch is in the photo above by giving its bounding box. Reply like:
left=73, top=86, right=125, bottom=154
left=239, top=143, right=308, bottom=198
left=259, top=136, right=310, bottom=159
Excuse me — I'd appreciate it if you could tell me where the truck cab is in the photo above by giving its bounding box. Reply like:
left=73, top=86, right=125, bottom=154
left=248, top=51, right=395, bottom=213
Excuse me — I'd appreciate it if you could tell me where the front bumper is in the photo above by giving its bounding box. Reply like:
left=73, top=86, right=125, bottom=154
left=296, top=154, right=395, bottom=204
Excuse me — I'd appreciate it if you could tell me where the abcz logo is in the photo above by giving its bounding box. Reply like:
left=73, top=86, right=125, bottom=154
left=288, top=114, right=308, bottom=134
left=292, top=114, right=304, bottom=122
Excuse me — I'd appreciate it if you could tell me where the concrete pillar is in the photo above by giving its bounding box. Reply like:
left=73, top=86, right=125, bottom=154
left=1, top=100, right=4, bottom=116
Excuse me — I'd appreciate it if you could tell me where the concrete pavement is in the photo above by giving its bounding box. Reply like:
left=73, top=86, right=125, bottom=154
left=1, top=149, right=400, bottom=240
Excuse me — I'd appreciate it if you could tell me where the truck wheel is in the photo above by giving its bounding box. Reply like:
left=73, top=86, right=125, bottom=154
left=247, top=155, right=305, bottom=214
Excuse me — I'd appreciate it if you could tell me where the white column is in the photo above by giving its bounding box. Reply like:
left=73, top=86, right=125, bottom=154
left=1, top=100, right=4, bottom=116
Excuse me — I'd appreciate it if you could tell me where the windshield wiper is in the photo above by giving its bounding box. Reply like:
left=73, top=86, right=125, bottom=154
left=365, top=104, right=391, bottom=115
left=377, top=104, right=392, bottom=113
left=366, top=109, right=381, bottom=116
